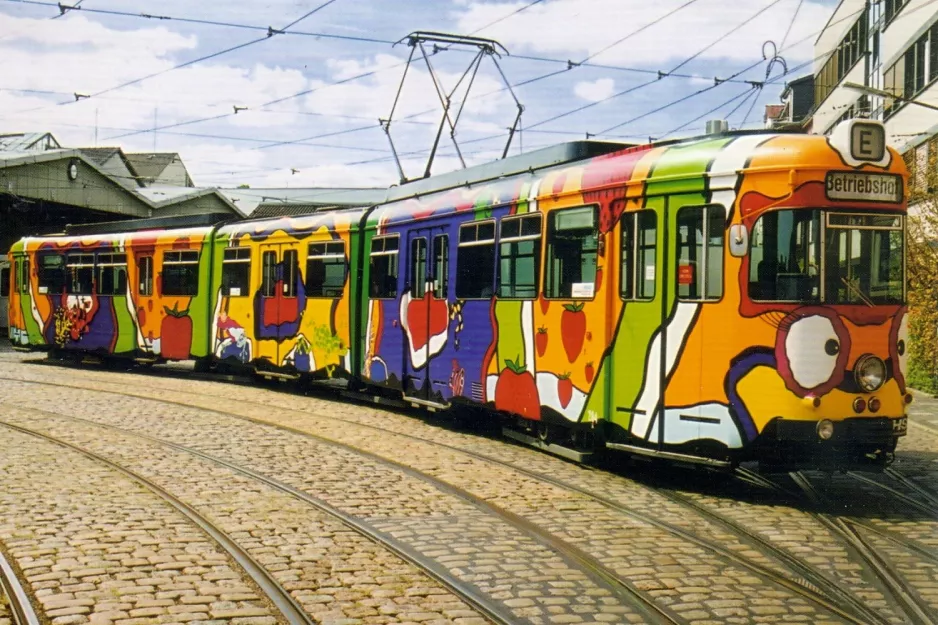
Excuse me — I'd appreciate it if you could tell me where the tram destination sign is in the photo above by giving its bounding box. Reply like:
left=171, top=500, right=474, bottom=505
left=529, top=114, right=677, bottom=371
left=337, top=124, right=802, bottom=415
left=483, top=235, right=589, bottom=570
left=825, top=172, right=903, bottom=203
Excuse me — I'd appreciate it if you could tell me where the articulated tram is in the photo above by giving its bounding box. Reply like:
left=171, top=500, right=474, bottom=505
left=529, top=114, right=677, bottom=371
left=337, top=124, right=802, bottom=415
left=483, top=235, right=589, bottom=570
left=8, top=119, right=910, bottom=472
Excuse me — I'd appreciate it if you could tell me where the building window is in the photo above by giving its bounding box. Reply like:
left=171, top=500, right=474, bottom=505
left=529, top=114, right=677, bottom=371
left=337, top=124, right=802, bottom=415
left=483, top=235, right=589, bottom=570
left=620, top=210, right=657, bottom=301
left=67, top=254, right=95, bottom=295
left=139, top=256, right=154, bottom=296
left=676, top=205, right=725, bottom=301
left=162, top=250, right=199, bottom=296
left=221, top=247, right=251, bottom=297
left=456, top=221, right=496, bottom=299
left=497, top=213, right=541, bottom=299
left=544, top=206, right=598, bottom=299
left=306, top=241, right=346, bottom=298
left=97, top=253, right=127, bottom=296
left=38, top=254, right=66, bottom=295
left=815, top=11, right=869, bottom=107
left=369, top=235, right=399, bottom=299
left=885, top=0, right=907, bottom=25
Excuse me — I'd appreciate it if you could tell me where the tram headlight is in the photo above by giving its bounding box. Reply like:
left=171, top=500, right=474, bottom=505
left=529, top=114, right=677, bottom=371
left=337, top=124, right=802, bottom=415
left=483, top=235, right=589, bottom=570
left=854, top=355, right=886, bottom=393
left=817, top=419, right=834, bottom=440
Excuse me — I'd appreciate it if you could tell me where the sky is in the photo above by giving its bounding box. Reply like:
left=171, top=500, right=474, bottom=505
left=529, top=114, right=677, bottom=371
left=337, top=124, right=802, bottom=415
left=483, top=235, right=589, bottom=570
left=0, top=0, right=844, bottom=190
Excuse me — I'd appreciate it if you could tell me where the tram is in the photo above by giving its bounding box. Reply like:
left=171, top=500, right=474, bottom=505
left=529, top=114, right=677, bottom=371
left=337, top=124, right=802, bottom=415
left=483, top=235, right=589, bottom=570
left=8, top=118, right=910, bottom=472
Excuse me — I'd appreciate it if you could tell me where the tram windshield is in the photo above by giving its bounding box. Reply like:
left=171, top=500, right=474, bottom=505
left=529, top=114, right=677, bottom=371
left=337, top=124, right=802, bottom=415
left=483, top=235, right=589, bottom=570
left=748, top=210, right=904, bottom=305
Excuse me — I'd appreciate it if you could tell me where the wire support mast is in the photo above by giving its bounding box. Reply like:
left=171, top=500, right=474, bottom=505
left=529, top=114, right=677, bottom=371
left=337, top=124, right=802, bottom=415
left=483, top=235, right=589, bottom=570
left=380, top=31, right=523, bottom=184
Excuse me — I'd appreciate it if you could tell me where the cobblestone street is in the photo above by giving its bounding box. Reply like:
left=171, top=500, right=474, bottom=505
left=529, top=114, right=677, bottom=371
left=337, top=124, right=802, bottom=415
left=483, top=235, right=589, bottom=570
left=1, top=344, right=937, bottom=625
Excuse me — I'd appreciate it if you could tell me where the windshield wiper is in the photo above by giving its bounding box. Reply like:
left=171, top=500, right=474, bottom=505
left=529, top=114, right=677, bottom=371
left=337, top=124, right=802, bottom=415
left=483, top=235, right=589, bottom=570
left=841, top=277, right=874, bottom=307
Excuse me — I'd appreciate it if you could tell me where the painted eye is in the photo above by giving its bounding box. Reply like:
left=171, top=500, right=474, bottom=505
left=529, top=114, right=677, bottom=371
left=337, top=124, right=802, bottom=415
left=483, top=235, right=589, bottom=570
left=891, top=311, right=909, bottom=388
left=785, top=316, right=841, bottom=389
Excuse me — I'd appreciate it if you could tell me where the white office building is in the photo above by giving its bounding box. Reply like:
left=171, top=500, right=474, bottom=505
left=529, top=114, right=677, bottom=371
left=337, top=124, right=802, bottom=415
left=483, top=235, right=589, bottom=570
left=813, top=0, right=938, bottom=196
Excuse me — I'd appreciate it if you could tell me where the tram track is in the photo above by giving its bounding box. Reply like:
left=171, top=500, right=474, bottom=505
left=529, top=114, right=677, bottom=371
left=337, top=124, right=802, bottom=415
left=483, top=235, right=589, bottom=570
left=0, top=387, right=681, bottom=625
left=0, top=366, right=917, bottom=624
left=0, top=545, right=40, bottom=625
left=790, top=471, right=938, bottom=625
left=0, top=419, right=312, bottom=625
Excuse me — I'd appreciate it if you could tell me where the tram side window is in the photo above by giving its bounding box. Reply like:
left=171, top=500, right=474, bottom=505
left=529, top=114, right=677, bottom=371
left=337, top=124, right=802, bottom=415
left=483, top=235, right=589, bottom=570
left=676, top=205, right=725, bottom=301
left=221, top=248, right=251, bottom=297
left=370, top=235, right=399, bottom=299
left=17, top=259, right=30, bottom=293
left=498, top=214, right=541, bottom=299
left=410, top=237, right=427, bottom=298
left=306, top=241, right=346, bottom=298
left=545, top=207, right=598, bottom=299
left=620, top=210, right=657, bottom=300
left=38, top=254, right=66, bottom=295
left=282, top=249, right=298, bottom=298
left=433, top=235, right=449, bottom=299
left=162, top=251, right=199, bottom=296
left=139, top=256, right=154, bottom=296
left=97, top=253, right=127, bottom=296
left=457, top=221, right=496, bottom=299
left=748, top=210, right=820, bottom=302
left=67, top=254, right=95, bottom=295
left=0, top=266, right=8, bottom=297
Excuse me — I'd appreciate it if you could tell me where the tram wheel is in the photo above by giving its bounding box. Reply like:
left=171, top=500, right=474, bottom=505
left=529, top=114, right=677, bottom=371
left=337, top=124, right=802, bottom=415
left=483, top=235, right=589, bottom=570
left=536, top=422, right=551, bottom=443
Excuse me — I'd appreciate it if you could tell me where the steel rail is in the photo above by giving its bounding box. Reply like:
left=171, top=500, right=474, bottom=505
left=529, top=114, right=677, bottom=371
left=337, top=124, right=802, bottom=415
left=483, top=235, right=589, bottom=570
left=0, top=421, right=316, bottom=625
left=0, top=368, right=885, bottom=622
left=790, top=471, right=937, bottom=625
left=0, top=548, right=40, bottom=625
left=0, top=375, right=681, bottom=625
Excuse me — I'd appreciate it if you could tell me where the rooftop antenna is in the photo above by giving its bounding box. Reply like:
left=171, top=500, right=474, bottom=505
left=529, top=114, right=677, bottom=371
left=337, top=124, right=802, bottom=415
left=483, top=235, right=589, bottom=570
left=380, top=31, right=524, bottom=185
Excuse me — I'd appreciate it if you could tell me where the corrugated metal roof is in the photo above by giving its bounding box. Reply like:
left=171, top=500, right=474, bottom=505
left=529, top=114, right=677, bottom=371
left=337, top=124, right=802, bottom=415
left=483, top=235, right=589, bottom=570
left=251, top=203, right=344, bottom=218
left=0, top=132, right=62, bottom=152
left=79, top=147, right=122, bottom=165
left=124, top=152, right=180, bottom=179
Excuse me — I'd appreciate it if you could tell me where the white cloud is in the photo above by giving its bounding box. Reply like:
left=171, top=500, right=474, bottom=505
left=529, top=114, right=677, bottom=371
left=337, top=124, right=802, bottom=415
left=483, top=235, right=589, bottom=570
left=574, top=78, right=615, bottom=102
left=453, top=0, right=833, bottom=66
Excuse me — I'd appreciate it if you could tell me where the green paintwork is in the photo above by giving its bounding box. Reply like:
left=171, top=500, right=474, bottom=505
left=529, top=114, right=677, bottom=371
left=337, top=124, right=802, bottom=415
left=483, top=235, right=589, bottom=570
left=494, top=300, right=526, bottom=371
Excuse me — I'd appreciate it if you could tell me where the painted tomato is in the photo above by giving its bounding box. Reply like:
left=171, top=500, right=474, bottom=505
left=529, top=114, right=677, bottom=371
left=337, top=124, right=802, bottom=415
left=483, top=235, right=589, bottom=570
left=161, top=303, right=192, bottom=360
left=494, top=359, right=541, bottom=420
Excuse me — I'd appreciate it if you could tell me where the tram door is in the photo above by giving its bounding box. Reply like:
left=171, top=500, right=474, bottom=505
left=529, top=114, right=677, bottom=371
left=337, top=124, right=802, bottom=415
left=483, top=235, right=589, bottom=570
left=0, top=261, right=9, bottom=336
left=402, top=226, right=450, bottom=404
left=258, top=244, right=300, bottom=368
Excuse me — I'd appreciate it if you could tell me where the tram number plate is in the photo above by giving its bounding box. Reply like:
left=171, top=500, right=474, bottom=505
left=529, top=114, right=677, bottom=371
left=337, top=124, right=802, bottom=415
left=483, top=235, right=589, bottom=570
left=893, top=417, right=908, bottom=435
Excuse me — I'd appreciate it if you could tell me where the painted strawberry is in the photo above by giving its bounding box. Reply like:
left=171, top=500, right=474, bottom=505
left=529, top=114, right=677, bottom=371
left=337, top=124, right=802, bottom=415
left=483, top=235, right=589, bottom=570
left=535, top=327, right=548, bottom=357
left=539, top=297, right=550, bottom=315
left=585, top=361, right=595, bottom=383
left=494, top=358, right=541, bottom=420
left=558, top=373, right=572, bottom=409
left=561, top=302, right=586, bottom=363
left=595, top=267, right=603, bottom=292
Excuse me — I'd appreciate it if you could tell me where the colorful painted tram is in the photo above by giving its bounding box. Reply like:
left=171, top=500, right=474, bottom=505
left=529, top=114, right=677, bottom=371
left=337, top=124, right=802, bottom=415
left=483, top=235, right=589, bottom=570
left=8, top=119, right=911, bottom=472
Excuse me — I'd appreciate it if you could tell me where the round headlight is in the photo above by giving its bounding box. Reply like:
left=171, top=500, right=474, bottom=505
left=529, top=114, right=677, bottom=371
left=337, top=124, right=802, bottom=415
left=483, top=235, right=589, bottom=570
left=817, top=419, right=834, bottom=440
left=854, top=355, right=886, bottom=393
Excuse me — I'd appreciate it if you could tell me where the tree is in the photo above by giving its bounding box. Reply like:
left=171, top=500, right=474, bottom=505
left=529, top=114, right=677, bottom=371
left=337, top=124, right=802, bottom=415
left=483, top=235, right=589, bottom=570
left=905, top=144, right=938, bottom=392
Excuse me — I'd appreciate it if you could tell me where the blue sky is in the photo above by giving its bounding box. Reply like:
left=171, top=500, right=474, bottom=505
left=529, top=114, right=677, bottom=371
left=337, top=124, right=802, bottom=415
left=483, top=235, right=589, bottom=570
left=0, top=0, right=843, bottom=188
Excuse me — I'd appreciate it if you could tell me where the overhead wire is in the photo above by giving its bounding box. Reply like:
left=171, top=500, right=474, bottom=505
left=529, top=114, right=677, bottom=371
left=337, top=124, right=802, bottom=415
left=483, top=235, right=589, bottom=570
left=0, top=0, right=394, bottom=44
left=4, top=0, right=343, bottom=117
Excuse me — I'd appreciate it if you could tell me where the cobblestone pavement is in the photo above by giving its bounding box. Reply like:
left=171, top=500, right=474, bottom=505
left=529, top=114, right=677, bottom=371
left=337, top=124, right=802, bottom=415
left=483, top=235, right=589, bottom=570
left=0, top=424, right=284, bottom=625
left=1, top=351, right=937, bottom=625
left=0, top=584, right=11, bottom=625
